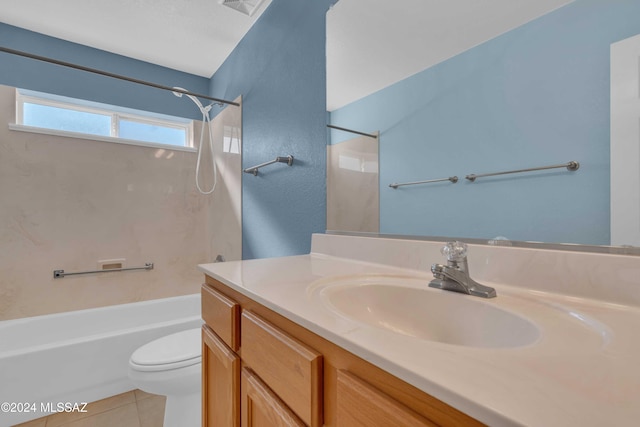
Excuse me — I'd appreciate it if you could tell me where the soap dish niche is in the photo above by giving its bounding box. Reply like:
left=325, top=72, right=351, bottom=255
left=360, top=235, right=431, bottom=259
left=98, top=259, right=126, bottom=271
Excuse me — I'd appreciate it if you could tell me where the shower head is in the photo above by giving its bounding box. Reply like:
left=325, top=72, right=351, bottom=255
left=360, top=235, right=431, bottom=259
left=172, top=86, right=205, bottom=111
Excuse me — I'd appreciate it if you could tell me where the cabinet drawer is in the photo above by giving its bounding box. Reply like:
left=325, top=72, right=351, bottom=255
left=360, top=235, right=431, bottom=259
left=202, top=284, right=240, bottom=351
left=336, top=370, right=437, bottom=427
left=241, top=311, right=322, bottom=427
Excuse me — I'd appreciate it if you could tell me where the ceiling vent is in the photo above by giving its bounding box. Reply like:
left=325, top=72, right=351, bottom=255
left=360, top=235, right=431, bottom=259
left=218, top=0, right=267, bottom=17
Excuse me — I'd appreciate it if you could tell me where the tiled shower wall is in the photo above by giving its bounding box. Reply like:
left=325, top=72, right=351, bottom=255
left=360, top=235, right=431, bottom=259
left=327, top=134, right=379, bottom=232
left=0, top=85, right=241, bottom=320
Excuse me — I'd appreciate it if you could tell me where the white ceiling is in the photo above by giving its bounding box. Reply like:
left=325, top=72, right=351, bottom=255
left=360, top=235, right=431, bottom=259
left=0, top=0, right=272, bottom=77
left=326, top=0, right=574, bottom=111
left=0, top=0, right=573, bottom=111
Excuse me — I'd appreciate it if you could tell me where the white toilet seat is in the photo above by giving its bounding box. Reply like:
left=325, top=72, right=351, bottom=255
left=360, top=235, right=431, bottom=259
left=129, top=328, right=201, bottom=372
left=129, top=356, right=200, bottom=372
left=128, top=327, right=202, bottom=427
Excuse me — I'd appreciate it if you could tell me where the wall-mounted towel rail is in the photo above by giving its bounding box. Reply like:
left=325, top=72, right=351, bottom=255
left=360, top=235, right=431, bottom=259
left=389, top=176, right=458, bottom=189
left=244, top=155, right=294, bottom=176
left=53, top=263, right=154, bottom=279
left=465, top=161, right=579, bottom=182
left=327, top=124, right=378, bottom=139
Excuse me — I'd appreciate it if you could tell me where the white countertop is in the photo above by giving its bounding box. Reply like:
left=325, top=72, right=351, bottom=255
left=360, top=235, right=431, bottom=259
left=198, top=235, right=640, bottom=427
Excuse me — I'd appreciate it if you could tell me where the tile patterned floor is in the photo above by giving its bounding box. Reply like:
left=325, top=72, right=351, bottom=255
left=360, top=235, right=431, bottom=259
left=12, top=390, right=165, bottom=427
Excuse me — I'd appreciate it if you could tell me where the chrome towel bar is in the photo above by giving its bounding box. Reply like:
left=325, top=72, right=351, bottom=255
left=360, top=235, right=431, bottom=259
left=465, top=161, right=579, bottom=182
left=389, top=161, right=579, bottom=189
left=389, top=176, right=458, bottom=189
left=53, top=263, right=154, bottom=279
left=244, top=155, right=294, bottom=176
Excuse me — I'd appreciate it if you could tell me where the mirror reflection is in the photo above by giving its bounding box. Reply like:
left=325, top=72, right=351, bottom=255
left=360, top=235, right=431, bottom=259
left=327, top=0, right=640, bottom=247
left=327, top=131, right=379, bottom=232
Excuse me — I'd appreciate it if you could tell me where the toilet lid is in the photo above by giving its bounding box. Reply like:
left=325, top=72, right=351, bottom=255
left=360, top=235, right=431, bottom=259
left=130, top=328, right=201, bottom=369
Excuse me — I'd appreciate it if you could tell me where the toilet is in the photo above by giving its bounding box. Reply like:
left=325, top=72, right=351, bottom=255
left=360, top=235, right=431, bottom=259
left=128, top=328, right=202, bottom=427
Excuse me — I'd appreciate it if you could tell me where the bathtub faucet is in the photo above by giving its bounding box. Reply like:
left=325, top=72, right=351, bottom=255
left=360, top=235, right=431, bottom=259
left=429, top=241, right=497, bottom=298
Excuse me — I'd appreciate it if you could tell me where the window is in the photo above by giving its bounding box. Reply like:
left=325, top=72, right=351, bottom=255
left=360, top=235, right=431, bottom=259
left=222, top=125, right=241, bottom=154
left=14, top=89, right=193, bottom=150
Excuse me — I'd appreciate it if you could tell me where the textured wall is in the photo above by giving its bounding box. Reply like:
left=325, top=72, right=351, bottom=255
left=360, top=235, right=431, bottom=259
left=209, top=0, right=333, bottom=259
left=329, top=0, right=640, bottom=245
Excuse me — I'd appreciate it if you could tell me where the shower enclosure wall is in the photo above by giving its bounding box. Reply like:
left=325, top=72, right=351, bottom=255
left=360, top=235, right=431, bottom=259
left=0, top=85, right=242, bottom=321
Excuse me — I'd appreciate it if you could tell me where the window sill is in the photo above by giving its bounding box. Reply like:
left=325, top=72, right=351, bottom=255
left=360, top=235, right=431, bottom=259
left=8, top=123, right=197, bottom=153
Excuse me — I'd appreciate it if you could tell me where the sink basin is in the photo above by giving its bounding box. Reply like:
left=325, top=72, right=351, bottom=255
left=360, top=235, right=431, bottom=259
left=319, top=278, right=539, bottom=348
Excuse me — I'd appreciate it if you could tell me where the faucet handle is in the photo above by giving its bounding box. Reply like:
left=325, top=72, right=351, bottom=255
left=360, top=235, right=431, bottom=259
left=441, top=241, right=467, bottom=261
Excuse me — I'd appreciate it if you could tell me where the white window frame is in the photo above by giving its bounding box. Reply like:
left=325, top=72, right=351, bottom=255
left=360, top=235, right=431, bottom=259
left=11, top=89, right=196, bottom=152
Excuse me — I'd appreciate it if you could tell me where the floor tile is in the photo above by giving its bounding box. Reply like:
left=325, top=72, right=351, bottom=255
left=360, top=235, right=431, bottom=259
left=44, top=391, right=135, bottom=427
left=12, top=416, right=47, bottom=427
left=133, top=389, right=159, bottom=402
left=136, top=395, right=166, bottom=427
left=54, top=403, right=140, bottom=427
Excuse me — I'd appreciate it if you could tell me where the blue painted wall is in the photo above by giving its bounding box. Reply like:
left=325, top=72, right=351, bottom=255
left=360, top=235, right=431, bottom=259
left=330, top=0, right=640, bottom=245
left=0, top=22, right=209, bottom=119
left=210, top=0, right=333, bottom=259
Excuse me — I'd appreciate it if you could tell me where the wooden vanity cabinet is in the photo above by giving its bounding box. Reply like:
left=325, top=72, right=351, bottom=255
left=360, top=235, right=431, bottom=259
left=202, top=277, right=485, bottom=427
left=202, top=282, right=321, bottom=427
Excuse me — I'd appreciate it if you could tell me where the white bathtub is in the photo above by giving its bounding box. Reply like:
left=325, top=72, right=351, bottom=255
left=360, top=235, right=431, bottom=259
left=0, top=294, right=202, bottom=427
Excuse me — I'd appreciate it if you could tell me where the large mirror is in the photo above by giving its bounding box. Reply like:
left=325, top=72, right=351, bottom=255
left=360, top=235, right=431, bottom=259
left=326, top=0, right=640, bottom=250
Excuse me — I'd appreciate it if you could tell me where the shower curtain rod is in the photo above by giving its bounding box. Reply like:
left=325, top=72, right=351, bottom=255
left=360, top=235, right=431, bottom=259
left=0, top=46, right=240, bottom=107
left=327, top=124, right=378, bottom=139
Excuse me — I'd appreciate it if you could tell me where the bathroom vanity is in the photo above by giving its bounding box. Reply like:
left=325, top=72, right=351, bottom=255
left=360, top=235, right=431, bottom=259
left=199, top=233, right=640, bottom=427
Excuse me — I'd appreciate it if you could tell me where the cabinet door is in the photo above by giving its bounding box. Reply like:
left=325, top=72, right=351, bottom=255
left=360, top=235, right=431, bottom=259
left=241, top=310, right=322, bottom=427
left=203, top=326, right=241, bottom=427
left=241, top=367, right=306, bottom=427
left=336, top=370, right=437, bottom=427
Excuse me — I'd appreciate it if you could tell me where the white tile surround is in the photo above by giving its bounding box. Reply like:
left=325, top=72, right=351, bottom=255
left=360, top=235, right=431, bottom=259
left=326, top=134, right=379, bottom=232
left=0, top=85, right=241, bottom=320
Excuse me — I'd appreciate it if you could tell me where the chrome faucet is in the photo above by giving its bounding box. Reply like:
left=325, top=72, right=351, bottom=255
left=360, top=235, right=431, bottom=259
left=429, top=241, right=497, bottom=298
